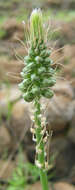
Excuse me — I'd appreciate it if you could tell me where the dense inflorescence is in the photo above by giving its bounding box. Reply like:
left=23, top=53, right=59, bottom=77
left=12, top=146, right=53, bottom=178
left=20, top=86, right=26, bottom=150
left=19, top=9, right=56, bottom=102
left=19, top=39, right=56, bottom=102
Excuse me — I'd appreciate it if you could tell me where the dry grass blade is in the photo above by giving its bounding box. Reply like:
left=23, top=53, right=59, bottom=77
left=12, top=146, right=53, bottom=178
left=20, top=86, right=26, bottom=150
left=14, top=49, right=24, bottom=62
left=15, top=36, right=28, bottom=53
left=6, top=72, right=22, bottom=80
left=51, top=46, right=65, bottom=55
left=54, top=55, right=65, bottom=65
left=47, top=26, right=61, bottom=43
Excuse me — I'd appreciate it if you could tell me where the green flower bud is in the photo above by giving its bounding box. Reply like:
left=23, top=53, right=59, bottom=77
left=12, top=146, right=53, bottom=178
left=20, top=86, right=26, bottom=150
left=18, top=83, right=26, bottom=92
left=21, top=71, right=28, bottom=78
left=39, top=44, right=46, bottom=51
left=21, top=71, right=30, bottom=78
left=45, top=57, right=51, bottom=64
left=38, top=67, right=46, bottom=74
left=26, top=62, right=35, bottom=69
left=30, top=9, right=44, bottom=43
left=31, top=86, right=40, bottom=95
left=22, top=79, right=30, bottom=85
left=50, top=59, right=54, bottom=65
left=35, top=48, right=39, bottom=55
left=24, top=56, right=31, bottom=64
left=31, top=74, right=38, bottom=82
left=46, top=50, right=51, bottom=57
left=40, top=50, right=51, bottom=58
left=20, top=72, right=24, bottom=77
left=41, top=89, right=54, bottom=99
left=35, top=56, right=43, bottom=63
left=29, top=49, right=35, bottom=57
left=42, top=78, right=56, bottom=87
left=23, top=92, right=34, bottom=102
left=48, top=68, right=55, bottom=74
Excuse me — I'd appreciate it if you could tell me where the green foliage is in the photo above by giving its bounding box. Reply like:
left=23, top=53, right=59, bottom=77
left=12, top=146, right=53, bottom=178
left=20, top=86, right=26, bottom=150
left=7, top=161, right=39, bottom=190
left=7, top=165, right=27, bottom=190
left=0, top=16, right=8, bottom=26
left=0, top=28, right=6, bottom=39
left=56, top=10, right=75, bottom=22
left=24, top=162, right=39, bottom=183
left=7, top=152, right=56, bottom=190
left=43, top=9, right=75, bottom=22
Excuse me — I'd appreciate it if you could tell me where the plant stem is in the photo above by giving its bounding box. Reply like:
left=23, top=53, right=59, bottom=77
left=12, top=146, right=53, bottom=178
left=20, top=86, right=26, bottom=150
left=40, top=169, right=49, bottom=190
left=34, top=96, right=49, bottom=190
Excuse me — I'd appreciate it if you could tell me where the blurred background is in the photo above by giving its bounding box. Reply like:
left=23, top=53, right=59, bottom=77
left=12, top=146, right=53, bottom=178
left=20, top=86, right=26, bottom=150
left=0, top=0, right=75, bottom=190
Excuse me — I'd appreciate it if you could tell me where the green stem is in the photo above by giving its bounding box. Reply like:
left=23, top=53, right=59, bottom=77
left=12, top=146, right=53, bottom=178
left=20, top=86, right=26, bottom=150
left=34, top=96, right=49, bottom=190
